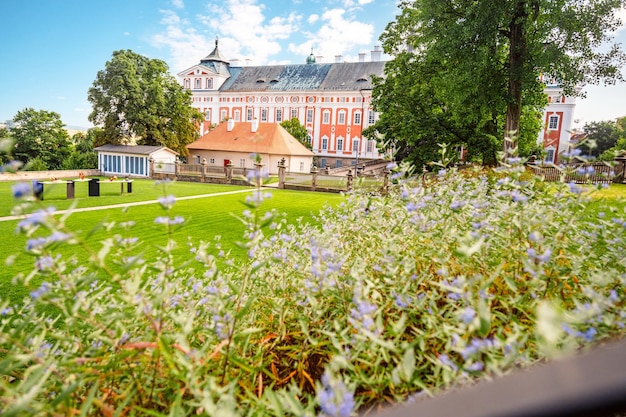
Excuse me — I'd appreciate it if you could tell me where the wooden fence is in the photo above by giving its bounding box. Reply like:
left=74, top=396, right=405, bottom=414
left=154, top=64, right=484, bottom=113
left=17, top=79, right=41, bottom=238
left=527, top=161, right=618, bottom=184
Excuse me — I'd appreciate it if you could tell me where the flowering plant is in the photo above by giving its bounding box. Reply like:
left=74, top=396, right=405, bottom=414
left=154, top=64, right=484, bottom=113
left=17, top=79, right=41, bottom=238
left=0, top=161, right=624, bottom=415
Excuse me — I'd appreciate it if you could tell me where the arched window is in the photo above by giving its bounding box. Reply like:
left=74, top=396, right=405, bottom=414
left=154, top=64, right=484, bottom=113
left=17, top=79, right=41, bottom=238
left=338, top=110, right=346, bottom=125
left=206, top=78, right=213, bottom=89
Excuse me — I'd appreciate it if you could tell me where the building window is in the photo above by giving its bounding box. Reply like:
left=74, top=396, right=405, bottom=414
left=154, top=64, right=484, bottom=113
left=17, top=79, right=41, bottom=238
left=368, top=110, right=375, bottom=124
left=545, top=147, right=555, bottom=163
left=205, top=110, right=211, bottom=121
left=291, top=108, right=298, bottom=119
left=338, top=110, right=346, bottom=125
left=353, top=138, right=360, bottom=152
left=206, top=78, right=213, bottom=89
left=548, top=115, right=559, bottom=130
left=307, top=134, right=312, bottom=145
left=322, top=110, right=330, bottom=124
left=322, top=137, right=328, bottom=150
left=220, top=110, right=227, bottom=121
left=194, top=78, right=201, bottom=89
left=261, top=108, right=268, bottom=122
left=234, top=110, right=241, bottom=122
left=276, top=109, right=283, bottom=122
left=337, top=138, right=343, bottom=151
left=307, top=109, right=314, bottom=123
left=239, top=158, right=246, bottom=168
left=210, top=158, right=215, bottom=164
left=367, top=140, right=374, bottom=153
left=300, top=161, right=304, bottom=172
left=184, top=79, right=190, bottom=89
left=247, top=108, right=253, bottom=121
left=354, top=112, right=362, bottom=126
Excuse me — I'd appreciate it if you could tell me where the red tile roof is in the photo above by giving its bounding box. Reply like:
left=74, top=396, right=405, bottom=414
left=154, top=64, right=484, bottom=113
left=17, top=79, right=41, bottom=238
left=187, top=122, right=314, bottom=157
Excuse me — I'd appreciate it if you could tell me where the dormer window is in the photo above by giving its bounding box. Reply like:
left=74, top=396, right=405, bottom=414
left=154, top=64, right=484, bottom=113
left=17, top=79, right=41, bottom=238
left=256, top=78, right=266, bottom=83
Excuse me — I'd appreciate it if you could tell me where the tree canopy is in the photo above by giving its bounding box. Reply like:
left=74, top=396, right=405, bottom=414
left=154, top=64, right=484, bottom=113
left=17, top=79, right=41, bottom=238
left=280, top=118, right=311, bottom=149
left=88, top=50, right=204, bottom=156
left=10, top=108, right=72, bottom=170
left=368, top=0, right=625, bottom=167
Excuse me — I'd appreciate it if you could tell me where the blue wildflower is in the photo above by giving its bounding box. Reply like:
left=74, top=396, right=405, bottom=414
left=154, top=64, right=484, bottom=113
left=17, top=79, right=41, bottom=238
left=30, top=281, right=51, bottom=299
left=460, top=307, right=476, bottom=324
left=12, top=182, right=31, bottom=199
left=317, top=372, right=354, bottom=417
left=438, top=354, right=458, bottom=371
left=158, top=195, right=176, bottom=210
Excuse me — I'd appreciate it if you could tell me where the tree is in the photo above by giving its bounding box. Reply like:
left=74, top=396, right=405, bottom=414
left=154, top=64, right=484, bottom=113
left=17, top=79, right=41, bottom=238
left=11, top=108, right=72, bottom=170
left=280, top=118, right=311, bottom=149
left=62, top=129, right=100, bottom=170
left=580, top=120, right=622, bottom=158
left=88, top=50, right=204, bottom=156
left=374, top=0, right=626, bottom=162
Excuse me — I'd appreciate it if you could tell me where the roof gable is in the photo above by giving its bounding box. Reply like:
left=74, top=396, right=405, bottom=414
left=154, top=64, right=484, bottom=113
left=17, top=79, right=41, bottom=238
left=187, top=122, right=314, bottom=157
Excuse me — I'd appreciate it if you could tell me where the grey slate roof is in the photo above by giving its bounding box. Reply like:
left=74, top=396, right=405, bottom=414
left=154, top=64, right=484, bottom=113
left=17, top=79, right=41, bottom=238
left=219, top=61, right=386, bottom=93
left=94, top=145, right=178, bottom=155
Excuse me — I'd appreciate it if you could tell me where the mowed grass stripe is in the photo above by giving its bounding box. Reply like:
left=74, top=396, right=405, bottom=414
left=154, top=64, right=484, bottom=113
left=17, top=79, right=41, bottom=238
left=0, top=188, right=344, bottom=303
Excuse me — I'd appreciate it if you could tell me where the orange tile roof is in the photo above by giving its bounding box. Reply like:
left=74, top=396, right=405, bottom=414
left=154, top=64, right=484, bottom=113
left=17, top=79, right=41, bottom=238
left=187, top=122, right=314, bottom=157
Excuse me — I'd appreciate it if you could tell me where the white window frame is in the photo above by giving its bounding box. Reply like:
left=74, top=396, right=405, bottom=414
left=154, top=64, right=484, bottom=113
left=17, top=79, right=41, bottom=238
left=322, top=110, right=330, bottom=124
left=354, top=112, right=362, bottom=126
left=338, top=110, right=346, bottom=125
left=276, top=109, right=283, bottom=122
left=234, top=110, right=241, bottom=122
left=306, top=109, right=314, bottom=123
left=337, top=137, right=343, bottom=151
left=548, top=115, right=559, bottom=130
left=322, top=136, right=328, bottom=150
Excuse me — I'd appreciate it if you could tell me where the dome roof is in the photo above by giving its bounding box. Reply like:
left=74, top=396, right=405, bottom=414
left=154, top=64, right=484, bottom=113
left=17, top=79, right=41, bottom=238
left=306, top=48, right=316, bottom=64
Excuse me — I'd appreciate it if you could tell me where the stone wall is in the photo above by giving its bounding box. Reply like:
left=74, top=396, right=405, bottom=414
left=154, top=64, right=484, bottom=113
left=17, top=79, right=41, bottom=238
left=0, top=169, right=101, bottom=182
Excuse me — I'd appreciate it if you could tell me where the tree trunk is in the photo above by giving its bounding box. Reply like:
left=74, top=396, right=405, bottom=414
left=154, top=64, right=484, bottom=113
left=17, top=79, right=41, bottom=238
left=504, top=0, right=528, bottom=158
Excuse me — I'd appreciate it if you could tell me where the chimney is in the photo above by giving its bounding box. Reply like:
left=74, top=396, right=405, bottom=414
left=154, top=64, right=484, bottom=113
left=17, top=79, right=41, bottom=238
left=335, top=55, right=343, bottom=63
left=230, top=58, right=240, bottom=67
left=371, top=45, right=382, bottom=62
left=359, top=53, right=366, bottom=63
left=251, top=118, right=259, bottom=132
left=227, top=118, right=235, bottom=131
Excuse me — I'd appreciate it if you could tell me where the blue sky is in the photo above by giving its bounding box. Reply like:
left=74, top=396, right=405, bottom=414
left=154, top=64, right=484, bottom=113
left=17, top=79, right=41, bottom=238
left=1, top=0, right=625, bottom=129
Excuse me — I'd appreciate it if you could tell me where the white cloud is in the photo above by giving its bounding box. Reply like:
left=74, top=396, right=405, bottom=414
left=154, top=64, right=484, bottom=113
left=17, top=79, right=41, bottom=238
left=308, top=14, right=319, bottom=24
left=151, top=10, right=213, bottom=72
left=172, top=0, right=184, bottom=8
left=202, top=0, right=301, bottom=64
left=289, top=8, right=375, bottom=62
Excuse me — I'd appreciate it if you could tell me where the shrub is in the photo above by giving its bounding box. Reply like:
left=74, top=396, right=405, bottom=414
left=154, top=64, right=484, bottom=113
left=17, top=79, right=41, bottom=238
left=1, top=164, right=624, bottom=416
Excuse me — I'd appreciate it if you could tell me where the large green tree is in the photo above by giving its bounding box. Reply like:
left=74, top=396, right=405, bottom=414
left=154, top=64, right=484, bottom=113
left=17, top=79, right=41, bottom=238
left=10, top=108, right=72, bottom=170
left=371, top=0, right=625, bottom=165
left=88, top=50, right=204, bottom=156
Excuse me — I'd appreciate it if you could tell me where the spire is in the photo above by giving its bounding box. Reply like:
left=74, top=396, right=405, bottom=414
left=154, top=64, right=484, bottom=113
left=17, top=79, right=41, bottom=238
left=201, top=37, right=229, bottom=64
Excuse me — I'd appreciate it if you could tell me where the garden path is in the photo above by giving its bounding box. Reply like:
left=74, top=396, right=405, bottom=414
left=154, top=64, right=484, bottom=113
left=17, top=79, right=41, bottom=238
left=0, top=188, right=255, bottom=223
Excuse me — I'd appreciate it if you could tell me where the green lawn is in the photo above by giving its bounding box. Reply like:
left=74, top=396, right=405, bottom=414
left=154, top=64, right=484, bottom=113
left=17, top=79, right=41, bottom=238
left=0, top=181, right=345, bottom=304
left=0, top=177, right=251, bottom=217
